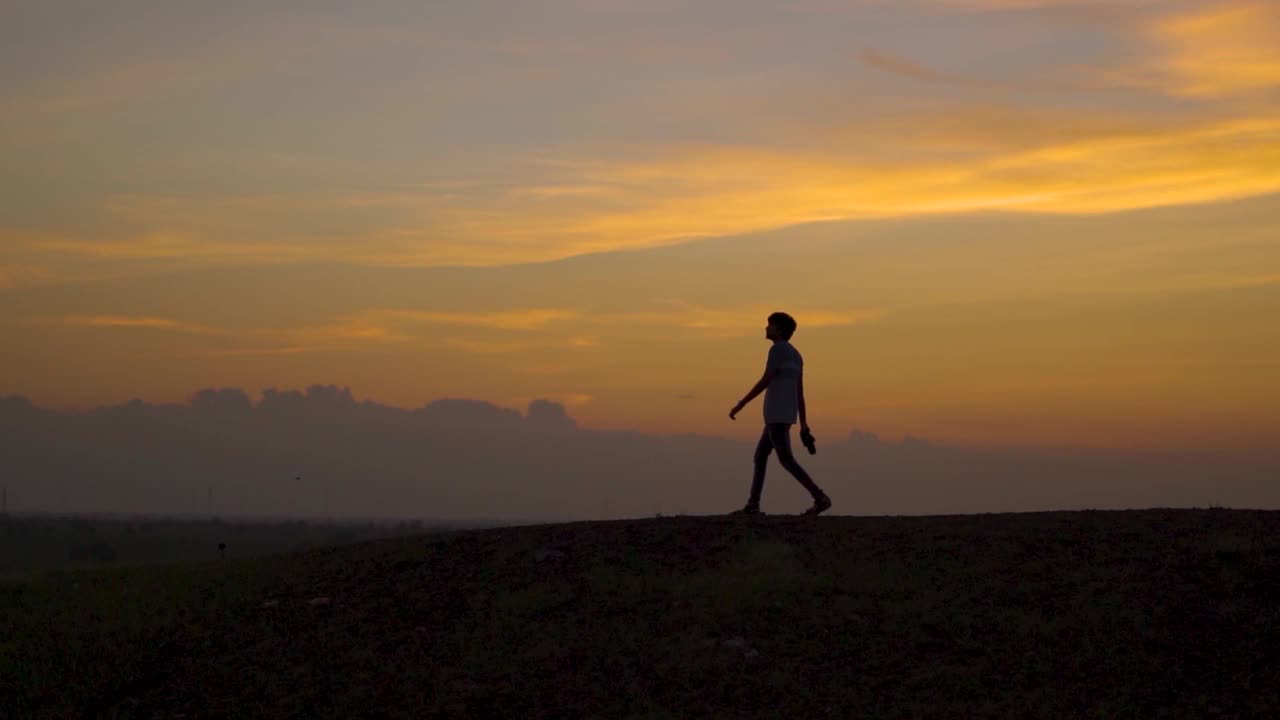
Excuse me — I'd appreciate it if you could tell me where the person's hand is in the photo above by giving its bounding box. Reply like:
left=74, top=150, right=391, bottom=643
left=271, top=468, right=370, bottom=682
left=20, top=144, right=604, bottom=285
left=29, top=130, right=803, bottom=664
left=800, top=424, right=817, bottom=454
left=729, top=401, right=744, bottom=420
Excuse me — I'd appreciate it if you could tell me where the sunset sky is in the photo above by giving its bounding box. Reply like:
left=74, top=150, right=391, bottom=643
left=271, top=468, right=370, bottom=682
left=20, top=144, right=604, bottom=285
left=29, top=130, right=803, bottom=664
left=3, top=0, right=1278, bottom=450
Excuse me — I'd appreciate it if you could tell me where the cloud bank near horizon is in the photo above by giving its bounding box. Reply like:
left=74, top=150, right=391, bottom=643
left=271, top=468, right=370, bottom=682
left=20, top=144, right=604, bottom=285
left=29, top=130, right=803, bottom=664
left=3, top=384, right=1276, bottom=521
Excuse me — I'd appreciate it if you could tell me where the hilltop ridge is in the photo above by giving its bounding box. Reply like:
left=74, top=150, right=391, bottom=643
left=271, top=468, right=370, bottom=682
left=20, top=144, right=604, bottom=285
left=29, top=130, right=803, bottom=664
left=6, top=510, right=1278, bottom=718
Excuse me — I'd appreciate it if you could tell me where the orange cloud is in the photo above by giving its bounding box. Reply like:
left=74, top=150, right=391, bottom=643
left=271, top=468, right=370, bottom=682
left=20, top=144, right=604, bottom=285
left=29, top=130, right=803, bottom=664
left=1091, top=1, right=1280, bottom=98
left=57, top=313, right=412, bottom=353
left=141, top=308, right=597, bottom=356
left=351, top=304, right=883, bottom=343
left=8, top=3, right=1276, bottom=278
left=797, top=0, right=1165, bottom=15
left=593, top=303, right=888, bottom=338
left=532, top=116, right=1280, bottom=250
left=18, top=106, right=1279, bottom=273
left=296, top=109, right=1272, bottom=268
left=376, top=308, right=580, bottom=331
left=509, top=185, right=619, bottom=199
left=939, top=0, right=1161, bottom=8
left=1152, top=1, right=1280, bottom=98
left=209, top=346, right=317, bottom=357
left=442, top=337, right=538, bottom=355
left=36, top=232, right=315, bottom=263
left=62, top=315, right=224, bottom=335
left=265, top=320, right=413, bottom=347
left=47, top=305, right=882, bottom=360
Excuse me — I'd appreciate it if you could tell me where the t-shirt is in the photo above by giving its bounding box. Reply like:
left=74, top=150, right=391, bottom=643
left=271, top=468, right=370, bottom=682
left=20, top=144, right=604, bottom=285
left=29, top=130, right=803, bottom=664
left=763, top=341, right=803, bottom=424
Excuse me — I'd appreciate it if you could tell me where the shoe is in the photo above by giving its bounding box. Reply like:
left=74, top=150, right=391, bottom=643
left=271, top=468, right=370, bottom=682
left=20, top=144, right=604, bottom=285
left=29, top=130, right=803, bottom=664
left=729, top=504, right=762, bottom=516
left=801, top=495, right=832, bottom=516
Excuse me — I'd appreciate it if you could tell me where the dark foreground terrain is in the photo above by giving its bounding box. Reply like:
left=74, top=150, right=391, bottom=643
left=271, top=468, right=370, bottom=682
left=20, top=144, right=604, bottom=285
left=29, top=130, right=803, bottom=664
left=0, top=515, right=467, bottom=579
left=4, top=509, right=1278, bottom=718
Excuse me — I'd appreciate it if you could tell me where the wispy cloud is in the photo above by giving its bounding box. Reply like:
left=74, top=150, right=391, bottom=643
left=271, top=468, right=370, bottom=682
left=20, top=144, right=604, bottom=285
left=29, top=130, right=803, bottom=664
left=597, top=302, right=888, bottom=336
left=934, top=0, right=1164, bottom=9
left=442, top=337, right=538, bottom=355
left=45, top=304, right=883, bottom=358
left=502, top=115, right=1280, bottom=254
left=437, top=336, right=602, bottom=355
left=857, top=47, right=1091, bottom=92
left=859, top=49, right=975, bottom=86
left=35, top=233, right=316, bottom=263
left=1147, top=1, right=1280, bottom=98
left=509, top=185, right=619, bottom=199
left=62, top=315, right=224, bottom=335
left=7, top=2, right=1277, bottom=276
left=795, top=0, right=1167, bottom=16
left=266, top=106, right=1276, bottom=267
left=56, top=313, right=410, bottom=353
left=0, top=16, right=445, bottom=141
left=17, top=104, right=1279, bottom=273
left=256, top=309, right=597, bottom=355
left=1088, top=1, right=1280, bottom=99
left=262, top=319, right=415, bottom=347
left=340, top=303, right=881, bottom=342
left=208, top=346, right=318, bottom=357
left=376, top=308, right=580, bottom=331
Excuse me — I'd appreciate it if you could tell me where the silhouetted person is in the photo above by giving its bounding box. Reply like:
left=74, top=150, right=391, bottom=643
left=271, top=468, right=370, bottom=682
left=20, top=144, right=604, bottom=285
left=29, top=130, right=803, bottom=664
left=729, top=312, right=831, bottom=516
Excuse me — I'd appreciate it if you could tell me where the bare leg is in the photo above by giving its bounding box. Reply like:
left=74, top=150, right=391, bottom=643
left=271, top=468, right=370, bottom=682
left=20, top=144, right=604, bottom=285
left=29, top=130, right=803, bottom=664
left=766, top=423, right=826, bottom=501
left=748, top=425, right=773, bottom=507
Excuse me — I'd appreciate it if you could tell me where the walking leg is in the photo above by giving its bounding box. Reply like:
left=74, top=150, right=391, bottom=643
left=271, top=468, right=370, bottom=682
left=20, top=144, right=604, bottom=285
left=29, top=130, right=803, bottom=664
left=749, top=425, right=774, bottom=507
left=767, top=423, right=826, bottom=501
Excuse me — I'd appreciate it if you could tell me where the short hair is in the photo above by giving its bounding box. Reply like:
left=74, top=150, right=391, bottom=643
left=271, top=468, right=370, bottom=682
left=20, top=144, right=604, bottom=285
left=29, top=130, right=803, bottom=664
left=768, top=311, right=797, bottom=340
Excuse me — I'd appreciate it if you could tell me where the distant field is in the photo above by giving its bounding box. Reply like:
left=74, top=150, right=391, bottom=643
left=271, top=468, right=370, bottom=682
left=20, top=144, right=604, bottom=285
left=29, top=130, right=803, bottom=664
left=3, top=509, right=1277, bottom=718
left=0, top=515, right=496, bottom=578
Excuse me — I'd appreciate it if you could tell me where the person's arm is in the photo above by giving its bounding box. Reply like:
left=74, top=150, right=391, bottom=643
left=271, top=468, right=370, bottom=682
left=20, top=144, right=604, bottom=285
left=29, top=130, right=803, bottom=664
left=798, top=372, right=808, bottom=429
left=729, top=367, right=778, bottom=419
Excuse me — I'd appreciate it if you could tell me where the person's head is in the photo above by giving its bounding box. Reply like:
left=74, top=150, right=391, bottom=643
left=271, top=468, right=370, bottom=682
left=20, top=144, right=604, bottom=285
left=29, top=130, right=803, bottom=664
left=765, top=311, right=797, bottom=341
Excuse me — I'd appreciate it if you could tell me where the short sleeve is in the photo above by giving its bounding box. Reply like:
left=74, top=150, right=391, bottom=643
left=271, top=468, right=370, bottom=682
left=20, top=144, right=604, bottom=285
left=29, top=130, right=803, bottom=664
left=766, top=343, right=785, bottom=370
